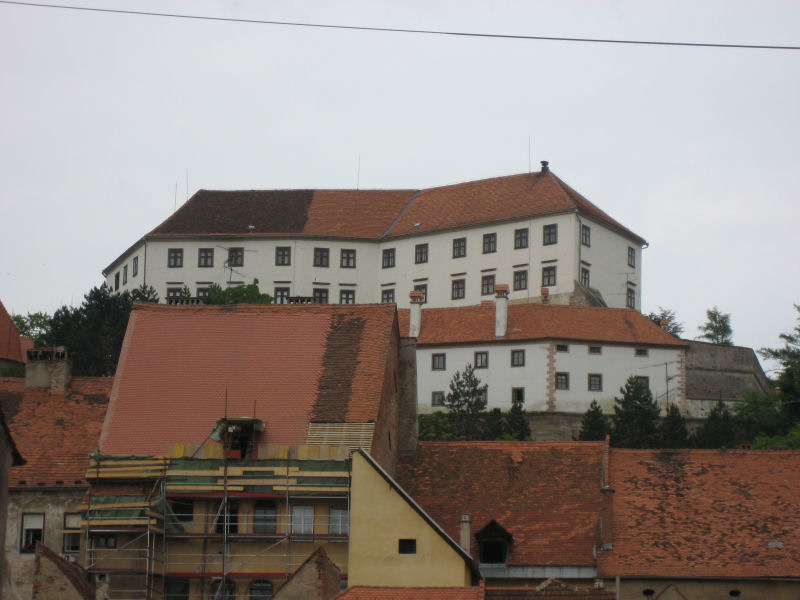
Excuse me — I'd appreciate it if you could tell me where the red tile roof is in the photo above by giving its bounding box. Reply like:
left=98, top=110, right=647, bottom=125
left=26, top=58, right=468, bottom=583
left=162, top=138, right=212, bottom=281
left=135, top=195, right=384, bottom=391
left=99, top=303, right=397, bottom=455
left=0, top=377, right=112, bottom=488
left=396, top=442, right=605, bottom=567
left=598, top=449, right=800, bottom=578
left=398, top=303, right=686, bottom=347
left=333, top=586, right=484, bottom=600
left=0, top=299, right=24, bottom=364
left=134, top=169, right=642, bottom=244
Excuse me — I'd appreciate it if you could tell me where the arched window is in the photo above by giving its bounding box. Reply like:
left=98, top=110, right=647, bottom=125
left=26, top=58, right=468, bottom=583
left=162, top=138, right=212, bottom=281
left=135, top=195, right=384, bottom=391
left=250, top=579, right=274, bottom=599
left=253, top=501, right=277, bottom=534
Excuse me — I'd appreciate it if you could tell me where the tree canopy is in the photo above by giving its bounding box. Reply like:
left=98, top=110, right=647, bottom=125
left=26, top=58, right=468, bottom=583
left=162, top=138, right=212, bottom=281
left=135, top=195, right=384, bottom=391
left=205, top=280, right=273, bottom=305
left=697, top=305, right=733, bottom=345
left=647, top=306, right=684, bottom=338
left=612, top=376, right=661, bottom=448
left=444, top=363, right=489, bottom=440
left=11, top=311, right=52, bottom=347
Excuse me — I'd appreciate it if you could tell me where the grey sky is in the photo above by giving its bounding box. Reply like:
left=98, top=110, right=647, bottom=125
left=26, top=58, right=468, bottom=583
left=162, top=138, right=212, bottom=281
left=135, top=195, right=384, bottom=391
left=1, top=0, right=798, bottom=373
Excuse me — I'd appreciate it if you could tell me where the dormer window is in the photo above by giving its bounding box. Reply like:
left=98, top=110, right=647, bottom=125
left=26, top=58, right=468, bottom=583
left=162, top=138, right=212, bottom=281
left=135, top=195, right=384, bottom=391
left=475, top=519, right=513, bottom=565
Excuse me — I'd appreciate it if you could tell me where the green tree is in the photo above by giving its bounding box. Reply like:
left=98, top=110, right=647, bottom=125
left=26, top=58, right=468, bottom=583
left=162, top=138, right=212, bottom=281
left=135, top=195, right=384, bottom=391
left=612, top=376, right=661, bottom=448
left=752, top=423, right=800, bottom=450
left=647, top=306, right=684, bottom=338
left=130, top=284, right=160, bottom=303
left=733, top=390, right=792, bottom=441
left=484, top=408, right=511, bottom=441
left=759, top=304, right=800, bottom=420
left=692, top=401, right=737, bottom=448
left=697, top=306, right=733, bottom=345
left=444, top=363, right=488, bottom=440
left=578, top=400, right=610, bottom=441
left=418, top=412, right=456, bottom=441
left=11, top=311, right=52, bottom=347
left=206, top=279, right=273, bottom=305
left=505, top=394, right=531, bottom=441
left=659, top=404, right=690, bottom=448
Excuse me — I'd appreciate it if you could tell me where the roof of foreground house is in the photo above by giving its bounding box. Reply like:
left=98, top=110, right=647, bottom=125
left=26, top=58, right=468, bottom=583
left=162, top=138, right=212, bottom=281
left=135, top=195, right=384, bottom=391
left=0, top=377, right=111, bottom=488
left=333, top=586, right=484, bottom=600
left=398, top=303, right=686, bottom=348
left=99, top=302, right=397, bottom=455
left=396, top=442, right=605, bottom=568
left=0, top=299, right=24, bottom=364
left=106, top=169, right=645, bottom=272
left=597, top=449, right=800, bottom=578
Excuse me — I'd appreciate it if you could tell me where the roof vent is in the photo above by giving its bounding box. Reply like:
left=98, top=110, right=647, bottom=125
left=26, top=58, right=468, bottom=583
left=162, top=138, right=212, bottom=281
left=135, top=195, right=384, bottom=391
left=540, top=160, right=549, bottom=173
left=247, top=225, right=255, bottom=232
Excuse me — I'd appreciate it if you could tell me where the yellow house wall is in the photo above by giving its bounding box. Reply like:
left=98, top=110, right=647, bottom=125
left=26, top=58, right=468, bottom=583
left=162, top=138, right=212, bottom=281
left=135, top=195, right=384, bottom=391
left=348, top=452, right=471, bottom=587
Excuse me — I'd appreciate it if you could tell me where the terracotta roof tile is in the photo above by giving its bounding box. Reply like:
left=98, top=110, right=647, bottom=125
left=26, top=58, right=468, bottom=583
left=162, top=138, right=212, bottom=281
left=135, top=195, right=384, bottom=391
left=0, top=299, right=24, bottom=364
left=0, top=377, right=111, bottom=488
left=99, top=303, right=396, bottom=455
left=333, top=586, right=484, bottom=600
left=398, top=303, right=686, bottom=347
left=597, top=449, right=800, bottom=578
left=396, top=442, right=605, bottom=567
left=134, top=170, right=642, bottom=246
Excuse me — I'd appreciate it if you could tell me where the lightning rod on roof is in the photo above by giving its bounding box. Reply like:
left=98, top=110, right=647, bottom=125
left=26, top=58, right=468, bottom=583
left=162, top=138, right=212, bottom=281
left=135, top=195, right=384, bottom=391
left=356, top=155, right=361, bottom=190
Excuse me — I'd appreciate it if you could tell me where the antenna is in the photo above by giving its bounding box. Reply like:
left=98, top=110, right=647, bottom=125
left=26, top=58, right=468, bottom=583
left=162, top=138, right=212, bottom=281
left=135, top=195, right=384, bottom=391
left=528, top=136, right=532, bottom=174
left=185, top=169, right=189, bottom=201
left=174, top=182, right=178, bottom=212
left=357, top=155, right=361, bottom=190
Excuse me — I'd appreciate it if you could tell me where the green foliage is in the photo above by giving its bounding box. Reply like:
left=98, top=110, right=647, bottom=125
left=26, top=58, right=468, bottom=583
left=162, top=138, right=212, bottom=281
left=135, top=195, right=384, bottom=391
left=130, top=284, right=160, bottom=303
left=11, top=311, right=52, bottom=347
left=752, top=423, right=800, bottom=449
left=483, top=408, right=507, bottom=440
left=578, top=400, right=609, bottom=441
left=612, top=376, right=661, bottom=448
left=47, top=283, right=159, bottom=377
left=444, top=363, right=488, bottom=440
left=759, top=304, right=800, bottom=419
left=733, top=390, right=793, bottom=440
left=697, top=305, right=733, bottom=345
left=692, top=401, right=737, bottom=448
left=647, top=306, right=684, bottom=338
left=659, top=404, right=690, bottom=448
left=0, top=363, right=25, bottom=377
left=206, top=280, right=273, bottom=305
left=505, top=393, right=531, bottom=441
left=418, top=412, right=456, bottom=441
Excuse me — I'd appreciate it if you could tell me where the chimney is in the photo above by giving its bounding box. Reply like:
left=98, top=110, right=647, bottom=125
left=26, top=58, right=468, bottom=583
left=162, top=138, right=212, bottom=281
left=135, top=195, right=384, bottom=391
left=540, top=287, right=550, bottom=304
left=397, top=337, right=419, bottom=454
left=495, top=285, right=509, bottom=338
left=540, top=160, right=549, bottom=174
left=408, top=290, right=424, bottom=338
left=459, top=514, right=471, bottom=554
left=25, top=346, right=72, bottom=393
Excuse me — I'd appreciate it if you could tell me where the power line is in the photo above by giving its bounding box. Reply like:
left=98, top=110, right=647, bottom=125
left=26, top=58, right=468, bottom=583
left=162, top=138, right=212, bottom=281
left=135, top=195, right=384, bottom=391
left=2, top=0, right=799, bottom=51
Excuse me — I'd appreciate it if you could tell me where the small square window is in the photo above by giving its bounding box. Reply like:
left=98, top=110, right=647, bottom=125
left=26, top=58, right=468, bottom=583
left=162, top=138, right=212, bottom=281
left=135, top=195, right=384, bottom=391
left=168, top=248, right=183, bottom=268
left=582, top=225, right=591, bottom=247
left=555, top=372, right=570, bottom=390
left=474, top=351, right=488, bottom=369
left=132, top=256, right=139, bottom=277
left=512, top=387, right=525, bottom=405
left=451, top=279, right=465, bottom=300
left=626, top=287, right=636, bottom=309
left=122, top=265, right=128, bottom=285
left=398, top=539, right=417, bottom=554
left=511, top=349, right=525, bottom=367
left=483, top=233, right=497, bottom=254
left=382, top=248, right=395, bottom=268
left=314, top=248, right=329, bottom=267
left=228, top=247, right=244, bottom=267
left=341, top=249, right=356, bottom=268
left=453, top=237, right=467, bottom=258
left=481, top=275, right=495, bottom=296
left=556, top=344, right=569, bottom=352
left=198, top=248, right=214, bottom=267
left=588, top=374, right=603, bottom=392
left=340, top=289, right=355, bottom=304
left=274, top=287, right=290, bottom=304
left=414, top=284, right=428, bottom=303
left=589, top=345, right=602, bottom=354
left=635, top=348, right=649, bottom=357
left=381, top=289, right=395, bottom=303
left=580, top=268, right=590, bottom=287
left=432, top=353, right=446, bottom=371
left=313, top=288, right=329, bottom=304
left=543, top=224, right=558, bottom=245
left=431, top=391, right=445, bottom=407
left=542, top=266, right=556, bottom=287
left=415, top=243, right=428, bottom=264
left=514, top=228, right=529, bottom=249
left=275, top=246, right=291, bottom=266
left=513, top=270, right=527, bottom=291
left=628, top=247, right=636, bottom=268
left=21, top=514, right=43, bottom=552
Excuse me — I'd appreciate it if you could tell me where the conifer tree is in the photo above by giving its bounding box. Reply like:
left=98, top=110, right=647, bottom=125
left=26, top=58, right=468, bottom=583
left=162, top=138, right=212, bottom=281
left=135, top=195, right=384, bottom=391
left=659, top=404, right=689, bottom=448
left=697, top=306, right=733, bottom=345
left=612, top=376, right=661, bottom=448
left=578, top=400, right=609, bottom=441
left=444, top=363, right=488, bottom=440
left=693, top=401, right=737, bottom=448
left=505, top=394, right=531, bottom=441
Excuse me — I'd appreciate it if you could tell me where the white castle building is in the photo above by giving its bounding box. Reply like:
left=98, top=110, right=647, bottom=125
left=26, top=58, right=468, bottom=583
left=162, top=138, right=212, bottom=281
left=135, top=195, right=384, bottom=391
left=103, top=163, right=646, bottom=311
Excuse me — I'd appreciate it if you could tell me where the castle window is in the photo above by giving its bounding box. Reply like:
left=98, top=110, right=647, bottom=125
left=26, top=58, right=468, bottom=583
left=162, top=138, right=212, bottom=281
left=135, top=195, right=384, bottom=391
left=432, top=353, right=446, bottom=371
left=453, top=237, right=466, bottom=258
left=580, top=268, right=590, bottom=287
left=414, top=284, right=428, bottom=303
left=431, top=391, right=445, bottom=406
left=275, top=246, right=291, bottom=266
left=340, top=249, right=356, bottom=268
left=313, top=288, right=328, bottom=304
left=274, top=288, right=290, bottom=305
left=382, top=248, right=395, bottom=268
left=588, top=374, right=603, bottom=392
left=132, top=256, right=139, bottom=276
left=511, top=350, right=525, bottom=367
left=415, top=243, right=428, bottom=264
left=514, top=228, right=528, bottom=249
left=542, top=266, right=556, bottom=287
left=582, top=224, right=591, bottom=246
left=228, top=247, right=244, bottom=267
left=555, top=372, right=570, bottom=390
left=628, top=246, right=636, bottom=268
left=474, top=351, right=488, bottom=369
left=626, top=286, right=636, bottom=309
left=198, top=248, right=214, bottom=267
left=168, top=248, right=183, bottom=268
left=481, top=275, right=495, bottom=296
left=543, top=224, right=558, bottom=245
left=314, top=247, right=329, bottom=267
left=483, top=233, right=497, bottom=254
left=340, top=289, right=355, bottom=304
left=514, top=270, right=527, bottom=291
left=451, top=279, right=465, bottom=300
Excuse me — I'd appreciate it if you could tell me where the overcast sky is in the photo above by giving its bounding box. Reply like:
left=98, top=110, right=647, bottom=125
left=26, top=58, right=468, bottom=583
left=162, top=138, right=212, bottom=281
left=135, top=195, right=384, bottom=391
left=1, top=0, right=798, bottom=373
